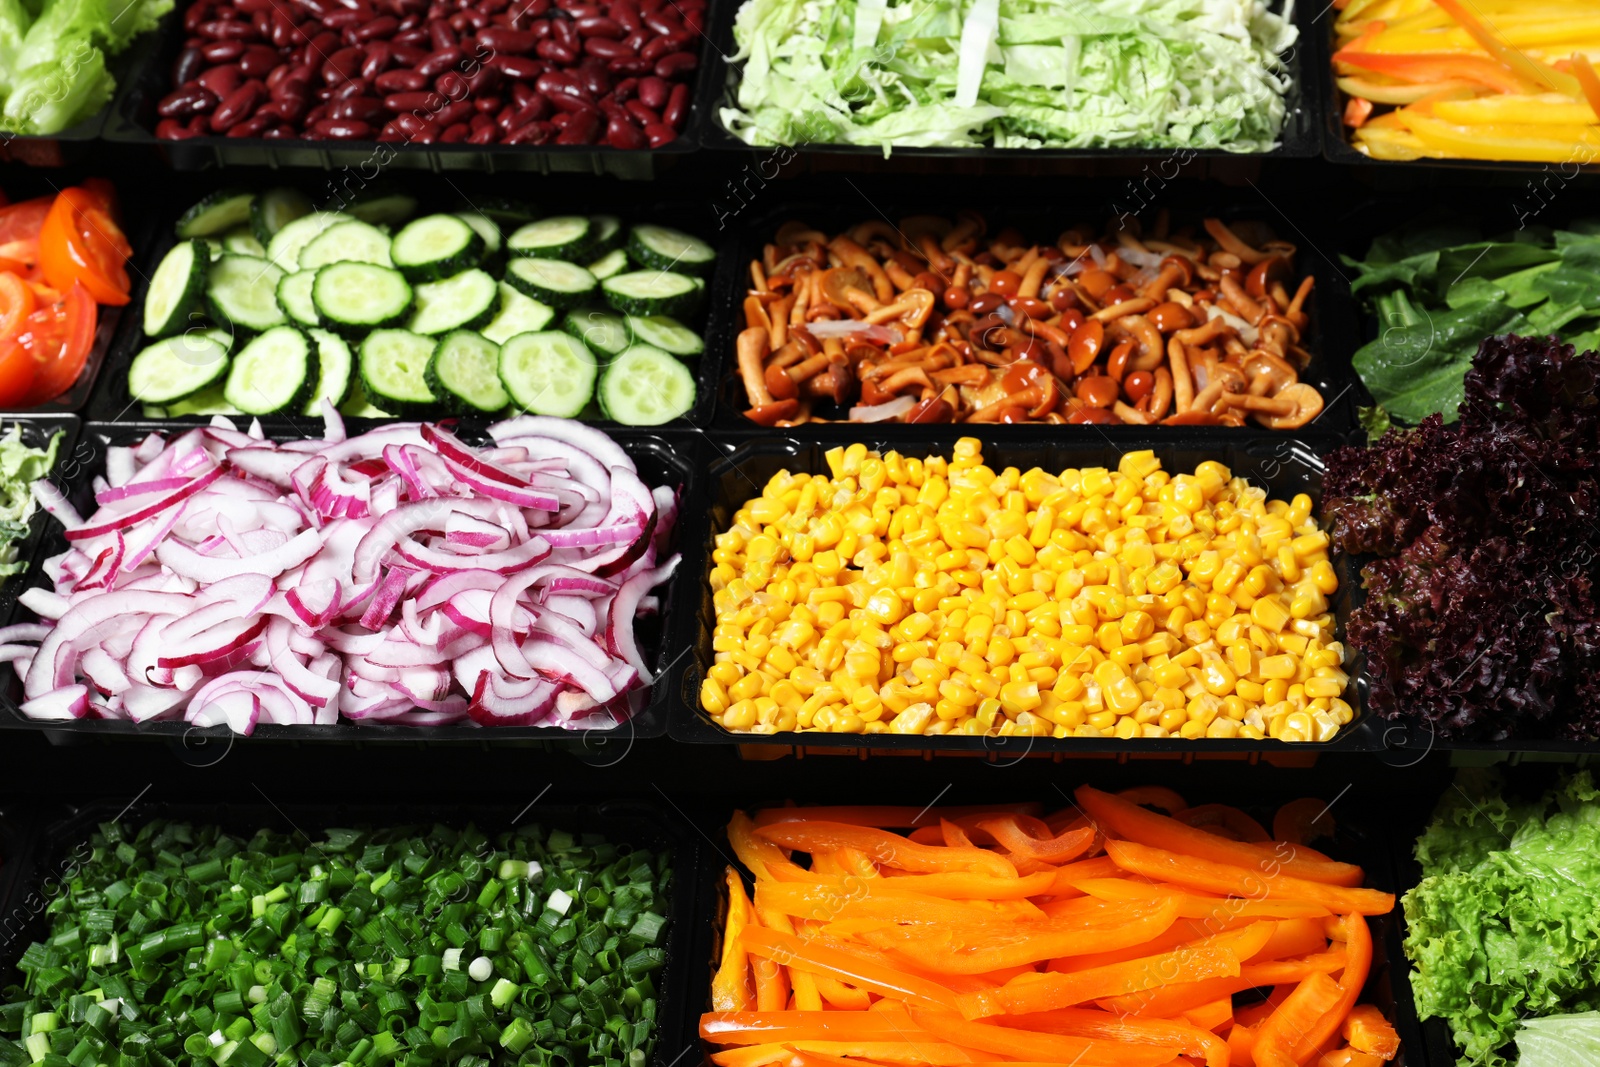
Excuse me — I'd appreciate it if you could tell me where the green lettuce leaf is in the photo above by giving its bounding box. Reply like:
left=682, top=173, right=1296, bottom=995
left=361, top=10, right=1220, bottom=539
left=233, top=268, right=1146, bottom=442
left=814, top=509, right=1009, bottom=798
left=1518, top=1013, right=1600, bottom=1067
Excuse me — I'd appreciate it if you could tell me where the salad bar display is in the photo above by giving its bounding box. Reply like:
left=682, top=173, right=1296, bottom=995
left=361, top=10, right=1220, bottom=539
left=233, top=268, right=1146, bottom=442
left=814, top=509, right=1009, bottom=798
left=0, top=3, right=1596, bottom=1067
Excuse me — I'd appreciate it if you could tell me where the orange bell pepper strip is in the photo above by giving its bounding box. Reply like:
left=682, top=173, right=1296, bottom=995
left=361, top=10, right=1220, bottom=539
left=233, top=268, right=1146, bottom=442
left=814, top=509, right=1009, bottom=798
left=1042, top=856, right=1122, bottom=895
left=1330, top=51, right=1539, bottom=95
left=1069, top=879, right=1332, bottom=921
left=1237, top=988, right=1293, bottom=1029
left=911, top=1009, right=1182, bottom=1067
left=1078, top=787, right=1365, bottom=887
left=1253, top=973, right=1344, bottom=1067
left=1058, top=915, right=1268, bottom=973
left=942, top=819, right=978, bottom=848
left=1344, top=97, right=1375, bottom=129
left=1243, top=952, right=1349, bottom=986
left=701, top=1011, right=924, bottom=1044
left=876, top=898, right=1181, bottom=974
left=1317, top=1050, right=1385, bottom=1067
left=716, top=869, right=757, bottom=1011
left=757, top=822, right=1018, bottom=880
left=1230, top=1026, right=1258, bottom=1067
left=781, top=1048, right=900, bottom=1067
left=1255, top=919, right=1330, bottom=963
left=732, top=811, right=812, bottom=882
left=1273, top=800, right=1337, bottom=848
left=756, top=907, right=824, bottom=1011
left=812, top=974, right=873, bottom=1011
left=1098, top=948, right=1344, bottom=1020
left=1341, top=1006, right=1398, bottom=1060
left=1103, top=841, right=1394, bottom=915
left=1183, top=998, right=1234, bottom=1033
left=1287, top=914, right=1371, bottom=1061
left=710, top=1041, right=977, bottom=1067
left=1575, top=54, right=1600, bottom=122
left=740, top=925, right=961, bottom=1010
left=977, top=815, right=1095, bottom=864
left=753, top=933, right=794, bottom=1011
left=754, top=804, right=1043, bottom=829
left=1115, top=786, right=1187, bottom=814
left=1173, top=806, right=1270, bottom=843
left=1007, top=1008, right=1230, bottom=1067
left=909, top=827, right=943, bottom=846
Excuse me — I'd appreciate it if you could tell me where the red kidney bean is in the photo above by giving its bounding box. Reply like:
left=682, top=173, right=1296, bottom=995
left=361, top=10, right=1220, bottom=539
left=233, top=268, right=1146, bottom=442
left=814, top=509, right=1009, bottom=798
left=184, top=2, right=211, bottom=32
left=613, top=75, right=636, bottom=100
left=555, top=110, right=598, bottom=142
left=623, top=99, right=656, bottom=126
left=621, top=28, right=647, bottom=52
left=198, top=64, right=243, bottom=96
left=173, top=45, right=206, bottom=85
left=605, top=113, right=644, bottom=148
left=239, top=45, right=279, bottom=77
left=549, top=110, right=570, bottom=127
left=186, top=112, right=211, bottom=133
left=642, top=9, right=677, bottom=34
left=535, top=38, right=574, bottom=63
left=157, top=117, right=198, bottom=138
left=314, top=118, right=373, bottom=137
left=472, top=95, right=501, bottom=114
left=201, top=38, right=245, bottom=60
left=237, top=0, right=272, bottom=14
left=470, top=111, right=494, bottom=130
left=607, top=56, right=650, bottom=74
left=334, top=77, right=370, bottom=97
left=251, top=10, right=272, bottom=40
left=211, top=80, right=265, bottom=130
left=200, top=18, right=257, bottom=38
left=224, top=115, right=270, bottom=137
left=653, top=51, right=695, bottom=79
left=384, top=90, right=445, bottom=111
left=322, top=8, right=363, bottom=26
left=348, top=13, right=397, bottom=40
left=506, top=120, right=552, bottom=143
left=328, top=94, right=383, bottom=120
left=529, top=18, right=551, bottom=37
left=583, top=36, right=630, bottom=59
left=508, top=96, right=549, bottom=125
left=547, top=95, right=596, bottom=124
left=662, top=80, right=687, bottom=127
left=637, top=33, right=672, bottom=62
left=441, top=121, right=470, bottom=141
left=358, top=41, right=390, bottom=78
left=398, top=11, right=422, bottom=27
left=494, top=103, right=518, bottom=129
left=416, top=47, right=461, bottom=76
left=374, top=68, right=427, bottom=92
left=432, top=70, right=467, bottom=99
left=412, top=122, right=441, bottom=141
left=262, top=125, right=294, bottom=137
left=427, top=18, right=457, bottom=49
left=552, top=17, right=577, bottom=49
left=642, top=120, right=674, bottom=146
left=476, top=26, right=536, bottom=50
left=466, top=124, right=495, bottom=143
left=574, top=13, right=620, bottom=36
left=463, top=63, right=502, bottom=93
left=270, top=13, right=307, bottom=46
left=535, top=69, right=583, bottom=98
left=459, top=5, right=487, bottom=23
left=507, top=81, right=534, bottom=108
left=322, top=45, right=363, bottom=82
left=635, top=74, right=666, bottom=109
left=158, top=84, right=219, bottom=117
left=266, top=63, right=291, bottom=90
left=304, top=102, right=329, bottom=123
left=446, top=10, right=468, bottom=31
left=681, top=6, right=701, bottom=32
left=434, top=99, right=474, bottom=125
left=392, top=43, right=429, bottom=63
left=303, top=30, right=339, bottom=60
left=489, top=54, right=541, bottom=79
left=273, top=63, right=314, bottom=94
left=392, top=26, right=427, bottom=46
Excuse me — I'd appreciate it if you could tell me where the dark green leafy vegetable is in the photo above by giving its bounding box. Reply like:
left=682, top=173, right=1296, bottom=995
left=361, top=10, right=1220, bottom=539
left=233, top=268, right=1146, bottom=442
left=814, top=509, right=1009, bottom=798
left=1, top=820, right=672, bottom=1067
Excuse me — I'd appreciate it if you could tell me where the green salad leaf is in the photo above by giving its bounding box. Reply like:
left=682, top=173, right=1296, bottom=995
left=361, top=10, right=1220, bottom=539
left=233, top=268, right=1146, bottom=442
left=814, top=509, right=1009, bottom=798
left=1405, top=771, right=1600, bottom=1067
left=0, top=0, right=168, bottom=135
left=0, top=424, right=59, bottom=577
left=1518, top=1013, right=1600, bottom=1067
left=722, top=0, right=1297, bottom=151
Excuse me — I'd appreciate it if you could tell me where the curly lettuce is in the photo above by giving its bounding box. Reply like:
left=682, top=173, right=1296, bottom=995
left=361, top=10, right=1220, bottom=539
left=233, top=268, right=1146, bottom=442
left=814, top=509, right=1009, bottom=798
left=0, top=0, right=169, bottom=135
left=721, top=0, right=1297, bottom=151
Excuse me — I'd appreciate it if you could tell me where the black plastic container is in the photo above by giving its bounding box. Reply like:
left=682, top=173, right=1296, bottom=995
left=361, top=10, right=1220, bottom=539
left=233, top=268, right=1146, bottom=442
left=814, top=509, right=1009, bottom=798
left=86, top=186, right=736, bottom=431
left=695, top=0, right=1321, bottom=160
left=703, top=196, right=1363, bottom=440
left=0, top=419, right=701, bottom=742
left=0, top=415, right=80, bottom=631
left=0, top=799, right=708, bottom=1067
left=100, top=0, right=729, bottom=179
left=666, top=427, right=1381, bottom=755
left=688, top=789, right=1423, bottom=1067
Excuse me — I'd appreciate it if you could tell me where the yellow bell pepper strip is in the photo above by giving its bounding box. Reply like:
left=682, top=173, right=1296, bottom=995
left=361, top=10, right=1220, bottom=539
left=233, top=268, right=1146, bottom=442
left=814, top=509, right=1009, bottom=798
left=754, top=804, right=1044, bottom=829
left=1076, top=787, right=1366, bottom=887
left=1286, top=914, right=1373, bottom=1063
left=1432, top=93, right=1599, bottom=125
left=1401, top=108, right=1600, bottom=161
left=1431, top=0, right=1580, bottom=96
left=1341, top=1006, right=1400, bottom=1060
left=740, top=925, right=963, bottom=1010
left=1103, top=840, right=1397, bottom=915
left=716, top=869, right=757, bottom=1011
left=756, top=821, right=1019, bottom=879
left=1253, top=973, right=1346, bottom=1067
left=732, top=811, right=812, bottom=882
left=910, top=1008, right=1183, bottom=1067
left=1007, top=1008, right=1230, bottom=1067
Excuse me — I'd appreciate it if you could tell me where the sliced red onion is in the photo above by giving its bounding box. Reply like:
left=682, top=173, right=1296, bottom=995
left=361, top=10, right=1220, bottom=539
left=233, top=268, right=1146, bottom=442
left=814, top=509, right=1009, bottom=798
left=849, top=396, right=917, bottom=422
left=32, top=480, right=82, bottom=529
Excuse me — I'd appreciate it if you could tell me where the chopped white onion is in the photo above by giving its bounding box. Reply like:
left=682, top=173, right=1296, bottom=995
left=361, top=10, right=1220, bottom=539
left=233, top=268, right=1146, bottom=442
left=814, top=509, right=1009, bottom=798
left=848, top=396, right=917, bottom=422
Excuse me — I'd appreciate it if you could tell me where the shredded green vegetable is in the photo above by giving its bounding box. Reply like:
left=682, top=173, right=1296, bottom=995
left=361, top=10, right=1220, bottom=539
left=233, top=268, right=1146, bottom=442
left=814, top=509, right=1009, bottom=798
left=0, top=820, right=672, bottom=1067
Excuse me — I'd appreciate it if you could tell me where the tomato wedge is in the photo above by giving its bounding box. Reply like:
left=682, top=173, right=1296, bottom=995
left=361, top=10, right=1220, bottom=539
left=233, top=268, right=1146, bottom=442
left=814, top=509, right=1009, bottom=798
left=38, top=188, right=130, bottom=306
left=9, top=282, right=96, bottom=406
left=0, top=273, right=36, bottom=342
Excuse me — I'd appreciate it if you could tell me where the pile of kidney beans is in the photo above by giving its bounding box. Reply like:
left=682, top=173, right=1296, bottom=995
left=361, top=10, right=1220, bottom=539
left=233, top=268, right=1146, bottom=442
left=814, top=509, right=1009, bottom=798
left=153, top=0, right=702, bottom=146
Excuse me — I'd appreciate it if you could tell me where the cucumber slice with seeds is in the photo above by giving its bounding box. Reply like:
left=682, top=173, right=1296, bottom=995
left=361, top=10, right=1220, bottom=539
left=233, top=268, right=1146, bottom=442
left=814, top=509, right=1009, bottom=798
left=392, top=214, right=484, bottom=281
left=482, top=283, right=555, bottom=345
left=152, top=381, right=238, bottom=419
left=508, top=216, right=591, bottom=260
left=562, top=307, right=630, bottom=357
left=341, top=188, right=419, bottom=227
left=266, top=212, right=351, bottom=272
left=409, top=269, right=498, bottom=336
left=299, top=219, right=394, bottom=270
left=601, top=269, right=701, bottom=318
left=427, top=330, right=507, bottom=414
left=455, top=211, right=502, bottom=257
left=598, top=344, right=695, bottom=425
left=207, top=255, right=287, bottom=332
left=359, top=329, right=438, bottom=416
left=628, top=224, right=716, bottom=275
left=276, top=269, right=320, bottom=328
left=313, top=262, right=413, bottom=335
left=144, top=240, right=207, bottom=338
left=505, top=258, right=596, bottom=309
left=498, top=331, right=597, bottom=418
left=128, top=333, right=231, bottom=404
left=176, top=190, right=255, bottom=238
left=221, top=229, right=267, bottom=257
left=587, top=248, right=629, bottom=280
left=625, top=314, right=703, bottom=357
left=304, top=328, right=355, bottom=413
left=251, top=188, right=313, bottom=246
left=224, top=326, right=317, bottom=415
left=588, top=215, right=624, bottom=256
left=472, top=197, right=539, bottom=230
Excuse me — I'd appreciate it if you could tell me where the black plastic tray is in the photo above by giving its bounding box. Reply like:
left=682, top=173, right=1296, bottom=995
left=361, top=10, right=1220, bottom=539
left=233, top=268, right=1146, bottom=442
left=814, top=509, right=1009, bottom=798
left=1317, top=14, right=1600, bottom=175
left=101, top=0, right=729, bottom=178
left=0, top=799, right=708, bottom=1067
left=86, top=182, right=736, bottom=431
left=0, top=418, right=701, bottom=741
left=689, top=788, right=1422, bottom=1067
left=702, top=194, right=1364, bottom=441
left=665, top=427, right=1383, bottom=755
left=694, top=0, right=1322, bottom=160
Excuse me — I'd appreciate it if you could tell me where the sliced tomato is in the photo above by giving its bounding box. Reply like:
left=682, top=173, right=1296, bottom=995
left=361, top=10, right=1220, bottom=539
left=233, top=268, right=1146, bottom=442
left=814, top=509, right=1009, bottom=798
left=0, top=197, right=51, bottom=245
left=0, top=340, right=35, bottom=407
left=39, top=189, right=130, bottom=307
left=16, top=282, right=95, bottom=406
left=0, top=273, right=36, bottom=342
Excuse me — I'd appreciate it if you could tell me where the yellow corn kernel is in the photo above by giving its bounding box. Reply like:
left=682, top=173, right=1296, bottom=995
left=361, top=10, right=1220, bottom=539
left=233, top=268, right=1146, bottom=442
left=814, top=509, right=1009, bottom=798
left=701, top=678, right=729, bottom=715
left=1290, top=587, right=1327, bottom=620
left=1310, top=560, right=1338, bottom=595
left=1258, top=654, right=1297, bottom=680
left=765, top=646, right=798, bottom=675
left=1251, top=597, right=1291, bottom=633
left=1119, top=610, right=1155, bottom=642
left=1229, top=643, right=1254, bottom=677
left=1201, top=657, right=1236, bottom=696
left=999, top=681, right=1042, bottom=716
left=1305, top=677, right=1344, bottom=699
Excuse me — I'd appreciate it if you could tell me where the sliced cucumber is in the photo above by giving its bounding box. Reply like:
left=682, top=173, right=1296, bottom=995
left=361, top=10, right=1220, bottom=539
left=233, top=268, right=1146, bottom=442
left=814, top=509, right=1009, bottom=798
left=598, top=344, right=696, bottom=425
left=224, top=326, right=317, bottom=416
left=176, top=190, right=255, bottom=239
left=588, top=215, right=623, bottom=257
left=276, top=269, right=320, bottom=328
left=339, top=187, right=420, bottom=227
left=587, top=248, right=629, bottom=280
left=128, top=333, right=231, bottom=404
left=266, top=211, right=351, bottom=272
left=455, top=211, right=502, bottom=257
left=392, top=214, right=484, bottom=281
left=628, top=224, right=716, bottom=276
left=151, top=381, right=238, bottom=419
left=482, top=283, right=555, bottom=345
left=313, top=263, right=413, bottom=335
left=473, top=197, right=539, bottom=230
left=508, top=217, right=591, bottom=260
left=499, top=332, right=597, bottom=418
left=505, top=258, right=597, bottom=309
left=251, top=188, right=313, bottom=246
left=601, top=270, right=701, bottom=318
left=562, top=307, right=630, bottom=357
left=359, top=329, right=438, bottom=416
left=409, top=269, right=498, bottom=336
left=625, top=314, right=703, bottom=357
left=299, top=219, right=394, bottom=270
left=339, top=378, right=391, bottom=418
left=221, top=229, right=267, bottom=258
left=427, top=331, right=507, bottom=414
left=143, top=240, right=207, bottom=338
left=207, top=255, right=287, bottom=332
left=304, top=328, right=355, bottom=413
